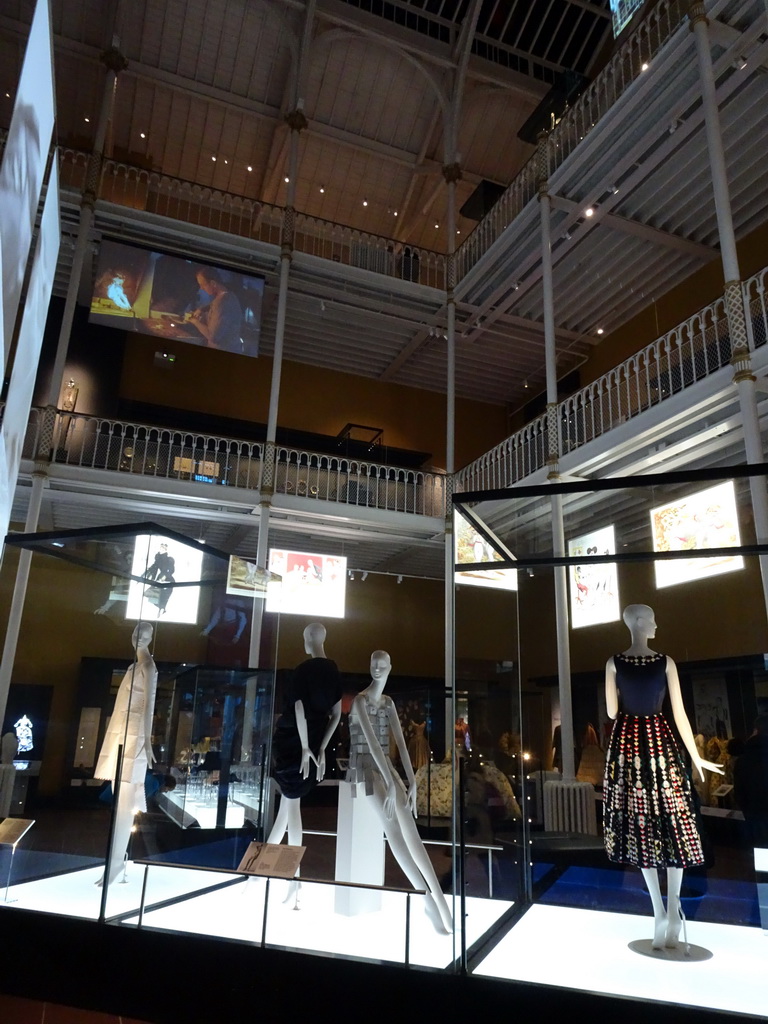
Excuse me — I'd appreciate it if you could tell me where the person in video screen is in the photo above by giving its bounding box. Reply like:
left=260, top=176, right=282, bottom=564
left=187, top=267, right=243, bottom=353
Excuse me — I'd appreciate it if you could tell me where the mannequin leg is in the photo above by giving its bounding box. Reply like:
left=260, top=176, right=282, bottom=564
left=99, top=781, right=141, bottom=887
left=267, top=796, right=303, bottom=846
left=367, top=779, right=451, bottom=933
left=640, top=867, right=667, bottom=948
left=267, top=796, right=303, bottom=903
left=665, top=867, right=684, bottom=947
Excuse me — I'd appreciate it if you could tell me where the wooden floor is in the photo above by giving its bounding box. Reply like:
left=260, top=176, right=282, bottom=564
left=0, top=994, right=151, bottom=1024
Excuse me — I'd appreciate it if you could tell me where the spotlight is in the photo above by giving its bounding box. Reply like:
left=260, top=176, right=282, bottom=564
left=641, top=62, right=649, bottom=71
left=562, top=231, right=571, bottom=241
left=319, top=185, right=325, bottom=193
left=597, top=327, right=604, bottom=335
left=609, top=185, right=619, bottom=195
left=585, top=206, right=594, bottom=217
left=362, top=572, right=368, bottom=581
left=284, top=176, right=290, bottom=183
left=733, top=55, right=747, bottom=70
left=363, top=199, right=368, bottom=206
left=247, top=165, right=253, bottom=172
left=397, top=575, right=403, bottom=584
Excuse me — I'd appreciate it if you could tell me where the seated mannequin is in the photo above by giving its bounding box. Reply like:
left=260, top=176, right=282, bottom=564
left=347, top=650, right=452, bottom=933
left=604, top=604, right=722, bottom=948
left=268, top=623, right=343, bottom=848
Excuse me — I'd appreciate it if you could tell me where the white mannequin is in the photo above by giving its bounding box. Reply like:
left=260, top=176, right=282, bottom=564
left=605, top=604, right=722, bottom=947
left=347, top=651, right=452, bottom=933
left=268, top=623, right=342, bottom=847
left=95, top=622, right=157, bottom=886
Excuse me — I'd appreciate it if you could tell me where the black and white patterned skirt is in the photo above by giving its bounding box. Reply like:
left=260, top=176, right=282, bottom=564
left=603, top=713, right=704, bottom=868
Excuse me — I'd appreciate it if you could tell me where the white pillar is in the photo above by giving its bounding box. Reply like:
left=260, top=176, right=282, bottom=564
left=538, top=132, right=575, bottom=782
left=690, top=2, right=768, bottom=619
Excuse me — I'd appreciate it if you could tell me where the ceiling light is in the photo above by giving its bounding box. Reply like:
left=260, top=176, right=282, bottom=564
left=247, top=165, right=252, bottom=172
left=609, top=185, right=619, bottom=195
left=585, top=206, right=594, bottom=217
left=224, top=159, right=228, bottom=164
left=284, top=176, right=289, bottom=182
left=319, top=185, right=325, bottom=193
left=523, top=379, right=529, bottom=389
left=397, top=575, right=403, bottom=584
left=363, top=199, right=368, bottom=206
left=139, top=132, right=146, bottom=139
left=362, top=572, right=368, bottom=581
left=84, top=117, right=90, bottom=123
left=434, top=222, right=439, bottom=229
left=211, top=156, right=217, bottom=162
left=393, top=211, right=398, bottom=216
left=641, top=62, right=649, bottom=71
left=4, top=92, right=9, bottom=99
left=733, top=55, right=747, bottom=70
left=597, top=327, right=604, bottom=335
left=456, top=229, right=461, bottom=234
left=562, top=230, right=571, bottom=241
left=512, top=281, right=520, bottom=290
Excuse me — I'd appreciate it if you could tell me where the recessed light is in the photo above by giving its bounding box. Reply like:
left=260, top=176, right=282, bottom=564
left=641, top=62, right=649, bottom=71
left=84, top=117, right=90, bottom=123
left=456, top=229, right=461, bottom=234
left=139, top=132, right=146, bottom=139
left=597, top=327, right=604, bottom=335
left=363, top=199, right=368, bottom=206
left=585, top=206, right=594, bottom=217
left=393, top=211, right=398, bottom=216
left=284, top=176, right=289, bottom=182
left=247, top=165, right=252, bottom=172
left=434, top=222, right=439, bottom=229
left=211, top=155, right=217, bottom=162
left=319, top=186, right=325, bottom=193
left=224, top=159, right=228, bottom=164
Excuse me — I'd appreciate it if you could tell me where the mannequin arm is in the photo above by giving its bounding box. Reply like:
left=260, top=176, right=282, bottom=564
left=605, top=657, right=619, bottom=719
left=666, top=657, right=724, bottom=781
left=314, top=700, right=342, bottom=781
left=388, top=703, right=417, bottom=814
left=294, top=700, right=316, bottom=778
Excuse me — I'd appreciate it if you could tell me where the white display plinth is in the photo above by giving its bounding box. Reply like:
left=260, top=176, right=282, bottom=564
left=334, top=780, right=385, bottom=915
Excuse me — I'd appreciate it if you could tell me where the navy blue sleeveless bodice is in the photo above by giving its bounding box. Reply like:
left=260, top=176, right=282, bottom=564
left=614, top=652, right=667, bottom=716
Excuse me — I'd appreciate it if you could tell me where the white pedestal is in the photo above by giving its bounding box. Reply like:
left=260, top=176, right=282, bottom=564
left=334, top=781, right=385, bottom=915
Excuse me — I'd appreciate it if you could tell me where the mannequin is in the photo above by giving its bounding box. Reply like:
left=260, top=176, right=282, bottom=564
left=604, top=604, right=722, bottom=948
left=268, top=623, right=342, bottom=847
left=347, top=651, right=452, bottom=933
left=94, top=622, right=158, bottom=886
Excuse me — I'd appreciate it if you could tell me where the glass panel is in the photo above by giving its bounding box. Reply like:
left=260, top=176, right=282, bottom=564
left=456, top=467, right=768, bottom=1015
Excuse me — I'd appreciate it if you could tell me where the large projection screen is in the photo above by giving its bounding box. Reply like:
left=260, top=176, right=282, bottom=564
left=0, top=0, right=56, bottom=371
left=567, top=524, right=620, bottom=628
left=266, top=549, right=347, bottom=617
left=125, top=534, right=203, bottom=625
left=89, top=240, right=264, bottom=356
left=651, top=481, right=744, bottom=589
left=0, top=159, right=60, bottom=543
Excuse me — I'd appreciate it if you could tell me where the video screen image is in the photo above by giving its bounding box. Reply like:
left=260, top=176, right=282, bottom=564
left=266, top=549, right=347, bottom=618
left=89, top=240, right=264, bottom=356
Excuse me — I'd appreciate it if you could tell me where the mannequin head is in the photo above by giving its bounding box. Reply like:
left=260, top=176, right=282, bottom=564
left=131, top=621, right=154, bottom=649
left=622, top=604, right=656, bottom=640
left=303, top=622, right=327, bottom=657
left=370, top=650, right=392, bottom=684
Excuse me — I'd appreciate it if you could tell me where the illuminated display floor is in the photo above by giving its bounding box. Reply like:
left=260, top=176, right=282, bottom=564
left=473, top=904, right=768, bottom=1017
left=124, top=872, right=512, bottom=969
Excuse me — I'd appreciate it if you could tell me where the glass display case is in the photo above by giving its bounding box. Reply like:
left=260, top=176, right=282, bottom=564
left=0, top=522, right=279, bottom=924
left=453, top=463, right=768, bottom=1016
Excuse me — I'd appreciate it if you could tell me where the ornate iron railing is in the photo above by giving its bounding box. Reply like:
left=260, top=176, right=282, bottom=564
left=22, top=410, right=445, bottom=517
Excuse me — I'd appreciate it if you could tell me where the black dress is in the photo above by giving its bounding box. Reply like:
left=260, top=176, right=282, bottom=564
left=272, top=657, right=343, bottom=799
left=603, top=652, right=704, bottom=868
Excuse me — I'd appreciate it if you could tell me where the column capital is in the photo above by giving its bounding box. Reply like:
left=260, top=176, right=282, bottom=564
left=100, top=46, right=128, bottom=74
left=688, top=2, right=708, bottom=28
left=284, top=109, right=309, bottom=132
left=442, top=162, right=462, bottom=184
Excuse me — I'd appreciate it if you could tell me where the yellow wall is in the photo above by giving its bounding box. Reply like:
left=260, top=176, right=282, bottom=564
left=120, top=338, right=508, bottom=470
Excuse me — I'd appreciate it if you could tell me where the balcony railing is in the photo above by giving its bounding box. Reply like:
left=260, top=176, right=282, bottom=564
left=455, top=0, right=687, bottom=280
left=21, top=410, right=445, bottom=518
left=455, top=266, right=768, bottom=492
left=56, top=151, right=446, bottom=290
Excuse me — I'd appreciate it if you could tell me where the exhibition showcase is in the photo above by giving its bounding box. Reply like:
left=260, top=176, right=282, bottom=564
left=2, top=0, right=768, bottom=1018
left=0, top=465, right=764, bottom=1015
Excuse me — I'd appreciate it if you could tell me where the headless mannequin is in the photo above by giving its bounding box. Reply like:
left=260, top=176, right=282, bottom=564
left=348, top=651, right=452, bottom=933
left=606, top=605, right=722, bottom=947
left=268, top=623, right=342, bottom=848
left=95, top=622, right=157, bottom=886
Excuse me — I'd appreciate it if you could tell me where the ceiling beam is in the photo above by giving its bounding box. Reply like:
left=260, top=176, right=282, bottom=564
left=548, top=194, right=717, bottom=259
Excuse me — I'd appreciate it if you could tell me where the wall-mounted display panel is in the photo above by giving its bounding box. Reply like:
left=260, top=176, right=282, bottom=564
left=266, top=549, right=346, bottom=617
left=568, top=524, right=619, bottom=628
left=650, top=481, right=744, bottom=589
